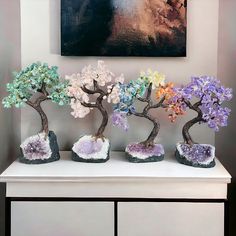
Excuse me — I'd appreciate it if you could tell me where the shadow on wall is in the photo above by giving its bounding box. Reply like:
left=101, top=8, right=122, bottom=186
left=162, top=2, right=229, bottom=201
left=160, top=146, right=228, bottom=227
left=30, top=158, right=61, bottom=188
left=216, top=0, right=236, bottom=175
left=0, top=0, right=21, bottom=235
left=0, top=0, right=21, bottom=173
left=217, top=0, right=236, bottom=183
left=217, top=0, right=236, bottom=235
left=0, top=26, right=15, bottom=172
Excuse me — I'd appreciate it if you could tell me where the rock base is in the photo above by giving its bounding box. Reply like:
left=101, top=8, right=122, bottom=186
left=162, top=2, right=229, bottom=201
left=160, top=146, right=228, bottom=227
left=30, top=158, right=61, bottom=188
left=72, top=135, right=110, bottom=163
left=175, top=143, right=216, bottom=168
left=125, top=143, right=165, bottom=163
left=126, top=152, right=164, bottom=163
left=20, top=131, right=60, bottom=164
left=72, top=151, right=109, bottom=163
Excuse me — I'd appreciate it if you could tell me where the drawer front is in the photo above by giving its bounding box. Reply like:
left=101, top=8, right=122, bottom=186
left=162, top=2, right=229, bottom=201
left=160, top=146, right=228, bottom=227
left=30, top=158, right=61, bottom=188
left=118, top=202, right=224, bottom=236
left=11, top=201, right=114, bottom=236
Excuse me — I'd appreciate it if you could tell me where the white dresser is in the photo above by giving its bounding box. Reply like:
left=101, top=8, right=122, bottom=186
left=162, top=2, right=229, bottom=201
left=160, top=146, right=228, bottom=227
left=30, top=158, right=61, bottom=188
left=0, top=151, right=231, bottom=236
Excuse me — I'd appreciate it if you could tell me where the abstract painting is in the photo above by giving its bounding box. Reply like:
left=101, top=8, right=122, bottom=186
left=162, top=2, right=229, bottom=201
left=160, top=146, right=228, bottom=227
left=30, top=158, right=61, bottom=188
left=61, top=0, right=187, bottom=57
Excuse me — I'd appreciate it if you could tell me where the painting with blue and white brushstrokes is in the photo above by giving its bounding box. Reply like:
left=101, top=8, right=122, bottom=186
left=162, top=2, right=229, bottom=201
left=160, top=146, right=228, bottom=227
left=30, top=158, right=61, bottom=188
left=61, top=0, right=187, bottom=57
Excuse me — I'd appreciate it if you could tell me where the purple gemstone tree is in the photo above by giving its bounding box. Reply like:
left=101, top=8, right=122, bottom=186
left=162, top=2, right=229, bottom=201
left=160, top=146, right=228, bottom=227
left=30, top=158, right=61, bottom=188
left=167, top=76, right=233, bottom=168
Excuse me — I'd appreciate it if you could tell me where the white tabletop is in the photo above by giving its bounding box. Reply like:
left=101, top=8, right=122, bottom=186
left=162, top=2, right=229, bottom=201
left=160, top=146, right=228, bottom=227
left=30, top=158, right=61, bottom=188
left=0, top=151, right=231, bottom=183
left=0, top=152, right=231, bottom=198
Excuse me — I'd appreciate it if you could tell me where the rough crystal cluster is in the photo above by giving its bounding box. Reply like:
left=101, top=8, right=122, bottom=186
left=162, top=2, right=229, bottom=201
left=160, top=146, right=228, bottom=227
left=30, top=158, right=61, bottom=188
left=74, top=137, right=103, bottom=155
left=20, top=133, right=52, bottom=160
left=126, top=143, right=165, bottom=163
left=72, top=135, right=110, bottom=162
left=176, top=143, right=215, bottom=167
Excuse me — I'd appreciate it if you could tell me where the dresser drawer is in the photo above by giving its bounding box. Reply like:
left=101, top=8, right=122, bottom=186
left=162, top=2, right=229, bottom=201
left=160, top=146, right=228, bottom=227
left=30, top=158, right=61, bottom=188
left=118, top=202, right=224, bottom=236
left=11, top=201, right=114, bottom=236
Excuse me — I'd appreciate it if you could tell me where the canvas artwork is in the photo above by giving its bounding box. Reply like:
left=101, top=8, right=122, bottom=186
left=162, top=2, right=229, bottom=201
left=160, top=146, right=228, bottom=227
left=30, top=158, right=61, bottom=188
left=61, top=0, right=187, bottom=57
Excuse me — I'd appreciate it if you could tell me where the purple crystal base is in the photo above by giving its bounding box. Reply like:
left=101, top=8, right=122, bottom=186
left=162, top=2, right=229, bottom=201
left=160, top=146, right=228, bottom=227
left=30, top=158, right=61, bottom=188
left=125, top=143, right=165, bottom=163
left=72, top=135, right=110, bottom=163
left=20, top=131, right=60, bottom=164
left=176, top=143, right=216, bottom=168
left=75, top=138, right=103, bottom=155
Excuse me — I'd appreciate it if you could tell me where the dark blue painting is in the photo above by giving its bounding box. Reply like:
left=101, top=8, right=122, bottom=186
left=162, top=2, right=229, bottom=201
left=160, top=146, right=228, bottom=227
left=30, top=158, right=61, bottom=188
left=61, top=0, right=187, bottom=57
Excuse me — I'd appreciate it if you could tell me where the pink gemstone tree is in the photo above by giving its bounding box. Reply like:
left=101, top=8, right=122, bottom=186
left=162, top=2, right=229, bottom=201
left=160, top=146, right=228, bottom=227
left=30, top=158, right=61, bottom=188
left=66, top=61, right=124, bottom=162
left=166, top=76, right=233, bottom=168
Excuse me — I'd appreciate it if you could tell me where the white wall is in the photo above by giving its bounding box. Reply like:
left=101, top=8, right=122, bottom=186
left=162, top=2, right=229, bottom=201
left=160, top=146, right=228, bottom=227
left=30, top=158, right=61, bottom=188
left=20, top=0, right=219, bottom=151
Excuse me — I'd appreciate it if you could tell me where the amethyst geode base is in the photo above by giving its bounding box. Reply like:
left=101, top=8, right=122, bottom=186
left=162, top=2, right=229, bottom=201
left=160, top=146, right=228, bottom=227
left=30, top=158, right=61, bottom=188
left=175, top=143, right=216, bottom=168
left=72, top=135, right=110, bottom=163
left=20, top=131, right=60, bottom=164
left=125, top=143, right=165, bottom=163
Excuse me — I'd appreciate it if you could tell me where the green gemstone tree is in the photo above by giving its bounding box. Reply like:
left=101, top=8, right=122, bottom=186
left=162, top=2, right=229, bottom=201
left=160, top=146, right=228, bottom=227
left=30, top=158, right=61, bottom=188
left=2, top=62, right=69, bottom=135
